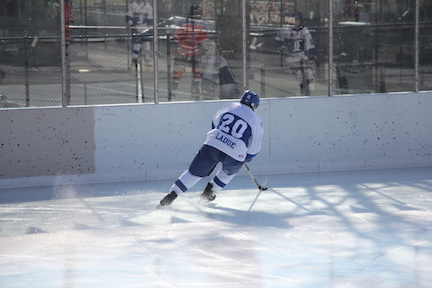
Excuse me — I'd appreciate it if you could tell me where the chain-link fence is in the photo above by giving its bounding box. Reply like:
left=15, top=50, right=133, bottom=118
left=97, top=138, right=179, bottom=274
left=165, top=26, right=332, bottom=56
left=1, top=1, right=432, bottom=108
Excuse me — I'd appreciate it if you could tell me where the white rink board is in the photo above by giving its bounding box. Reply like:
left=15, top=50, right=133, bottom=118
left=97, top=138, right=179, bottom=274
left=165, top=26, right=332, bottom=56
left=1, top=91, right=431, bottom=189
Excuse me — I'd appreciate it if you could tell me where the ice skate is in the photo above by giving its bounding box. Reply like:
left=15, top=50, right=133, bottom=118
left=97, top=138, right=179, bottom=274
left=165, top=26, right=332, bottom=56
left=198, top=182, right=216, bottom=205
left=156, top=191, right=177, bottom=209
left=144, top=59, right=153, bottom=70
left=131, top=58, right=138, bottom=69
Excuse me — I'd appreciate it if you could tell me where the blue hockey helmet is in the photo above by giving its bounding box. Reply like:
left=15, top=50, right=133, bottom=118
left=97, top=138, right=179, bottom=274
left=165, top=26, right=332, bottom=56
left=292, top=11, right=303, bottom=20
left=240, top=90, right=260, bottom=110
left=189, top=5, right=202, bottom=19
left=292, top=11, right=303, bottom=28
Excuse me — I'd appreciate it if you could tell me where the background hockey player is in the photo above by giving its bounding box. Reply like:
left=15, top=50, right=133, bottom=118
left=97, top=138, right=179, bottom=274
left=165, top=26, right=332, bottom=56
left=200, top=40, right=239, bottom=99
left=158, top=90, right=264, bottom=207
left=125, top=1, right=153, bottom=67
left=49, top=0, right=74, bottom=51
left=171, top=5, right=208, bottom=96
left=275, top=11, right=317, bottom=96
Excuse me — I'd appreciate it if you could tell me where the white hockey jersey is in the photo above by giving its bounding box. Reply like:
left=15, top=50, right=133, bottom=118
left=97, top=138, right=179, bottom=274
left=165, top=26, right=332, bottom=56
left=275, top=25, right=316, bottom=61
left=126, top=1, right=153, bottom=31
left=204, top=102, right=264, bottom=162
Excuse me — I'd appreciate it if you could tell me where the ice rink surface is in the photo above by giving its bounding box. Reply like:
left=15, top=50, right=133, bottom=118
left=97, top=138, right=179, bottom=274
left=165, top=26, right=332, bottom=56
left=1, top=166, right=432, bottom=288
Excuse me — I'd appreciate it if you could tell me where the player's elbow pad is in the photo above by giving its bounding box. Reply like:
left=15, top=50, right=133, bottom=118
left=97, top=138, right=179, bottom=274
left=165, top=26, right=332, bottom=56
left=245, top=153, right=256, bottom=162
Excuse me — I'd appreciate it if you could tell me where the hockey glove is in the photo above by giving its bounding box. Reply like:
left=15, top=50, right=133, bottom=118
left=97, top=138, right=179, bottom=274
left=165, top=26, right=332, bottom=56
left=245, top=153, right=256, bottom=162
left=279, top=45, right=288, bottom=53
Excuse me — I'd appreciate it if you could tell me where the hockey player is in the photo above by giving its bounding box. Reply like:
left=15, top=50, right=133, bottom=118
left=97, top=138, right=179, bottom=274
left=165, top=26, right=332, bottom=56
left=275, top=11, right=317, bottom=96
left=125, top=1, right=153, bottom=67
left=171, top=5, right=208, bottom=95
left=158, top=90, right=264, bottom=207
left=200, top=40, right=239, bottom=99
left=64, top=0, right=74, bottom=50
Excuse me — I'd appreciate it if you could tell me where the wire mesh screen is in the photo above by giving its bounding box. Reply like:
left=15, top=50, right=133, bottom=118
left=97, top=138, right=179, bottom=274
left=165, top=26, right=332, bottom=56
left=1, top=0, right=432, bottom=108
left=68, top=36, right=138, bottom=105
left=335, top=62, right=386, bottom=95
left=255, top=58, right=328, bottom=98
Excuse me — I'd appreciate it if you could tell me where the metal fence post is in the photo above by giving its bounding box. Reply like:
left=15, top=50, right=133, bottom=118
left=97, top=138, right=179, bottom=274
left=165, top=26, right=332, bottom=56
left=167, top=31, right=172, bottom=102
left=328, top=0, right=334, bottom=96
left=242, top=0, right=247, bottom=91
left=60, top=0, right=68, bottom=107
left=153, top=0, right=159, bottom=104
left=414, top=0, right=419, bottom=92
left=24, top=32, right=30, bottom=107
left=261, top=64, right=266, bottom=97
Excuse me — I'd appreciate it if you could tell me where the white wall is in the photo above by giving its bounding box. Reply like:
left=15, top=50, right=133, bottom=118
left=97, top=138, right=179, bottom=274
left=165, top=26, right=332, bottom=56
left=264, top=93, right=432, bottom=173
left=1, top=92, right=431, bottom=189
left=0, top=106, right=95, bottom=179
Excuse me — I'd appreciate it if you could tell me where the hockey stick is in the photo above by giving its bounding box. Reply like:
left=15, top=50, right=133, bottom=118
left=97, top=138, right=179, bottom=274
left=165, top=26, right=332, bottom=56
left=243, top=163, right=268, bottom=191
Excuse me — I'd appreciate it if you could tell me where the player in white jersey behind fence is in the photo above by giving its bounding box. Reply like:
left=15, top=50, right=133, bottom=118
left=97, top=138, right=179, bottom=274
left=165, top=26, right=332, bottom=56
left=125, top=1, right=153, bottom=67
left=275, top=11, right=317, bottom=96
left=158, top=90, right=264, bottom=208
